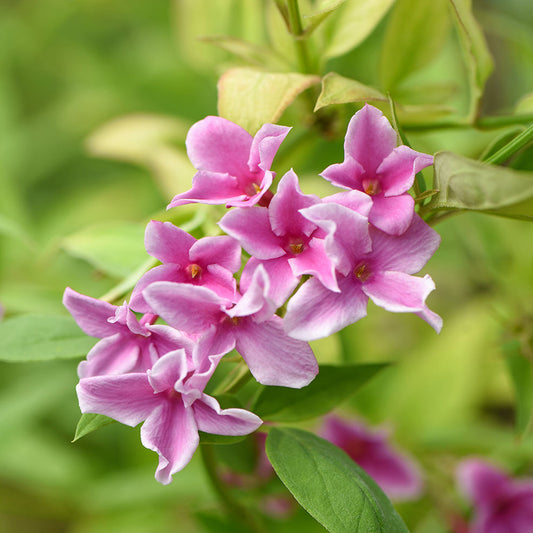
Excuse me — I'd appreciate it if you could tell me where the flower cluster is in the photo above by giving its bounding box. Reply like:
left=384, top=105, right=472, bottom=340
left=65, top=104, right=441, bottom=484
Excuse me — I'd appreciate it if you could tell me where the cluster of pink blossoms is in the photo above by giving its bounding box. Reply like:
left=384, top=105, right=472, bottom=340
left=65, top=104, right=441, bottom=484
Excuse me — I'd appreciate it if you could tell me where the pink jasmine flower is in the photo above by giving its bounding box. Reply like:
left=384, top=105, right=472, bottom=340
left=284, top=203, right=442, bottom=340
left=321, top=415, right=423, bottom=500
left=168, top=116, right=290, bottom=209
left=320, top=104, right=433, bottom=235
left=219, top=170, right=371, bottom=304
left=63, top=287, right=192, bottom=378
left=77, top=348, right=262, bottom=484
left=457, top=459, right=533, bottom=533
left=130, top=220, right=240, bottom=313
left=143, top=266, right=318, bottom=388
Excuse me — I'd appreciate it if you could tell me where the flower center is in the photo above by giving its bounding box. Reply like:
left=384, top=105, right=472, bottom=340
left=362, top=178, right=381, bottom=196
left=186, top=263, right=202, bottom=279
left=354, top=262, right=372, bottom=282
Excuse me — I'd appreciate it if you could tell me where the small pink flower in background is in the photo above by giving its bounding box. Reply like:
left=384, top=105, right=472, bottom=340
left=320, top=415, right=423, bottom=501
left=168, top=116, right=290, bottom=209
left=130, top=220, right=240, bottom=313
left=63, top=287, right=192, bottom=378
left=77, top=349, right=262, bottom=485
left=321, top=104, right=433, bottom=235
left=457, top=459, right=533, bottom=533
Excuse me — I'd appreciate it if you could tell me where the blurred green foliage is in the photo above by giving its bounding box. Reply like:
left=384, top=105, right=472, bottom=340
left=1, top=0, right=533, bottom=531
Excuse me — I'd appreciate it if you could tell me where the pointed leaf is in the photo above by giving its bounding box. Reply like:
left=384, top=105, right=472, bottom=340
left=73, top=413, right=116, bottom=442
left=302, top=0, right=348, bottom=36
left=218, top=68, right=320, bottom=134
left=380, top=0, right=451, bottom=90
left=324, top=0, right=396, bottom=59
left=448, top=0, right=494, bottom=121
left=0, top=314, right=96, bottom=362
left=266, top=428, right=410, bottom=533
left=252, top=363, right=388, bottom=422
left=62, top=221, right=147, bottom=278
left=503, top=340, right=533, bottom=438
left=428, top=151, right=533, bottom=220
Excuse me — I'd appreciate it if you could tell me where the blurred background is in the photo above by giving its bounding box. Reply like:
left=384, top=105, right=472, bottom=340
left=0, top=0, right=532, bottom=531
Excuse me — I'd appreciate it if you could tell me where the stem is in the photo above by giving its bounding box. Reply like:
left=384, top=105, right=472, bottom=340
left=287, top=0, right=312, bottom=74
left=483, top=122, right=533, bottom=165
left=200, top=445, right=267, bottom=533
left=215, top=363, right=253, bottom=395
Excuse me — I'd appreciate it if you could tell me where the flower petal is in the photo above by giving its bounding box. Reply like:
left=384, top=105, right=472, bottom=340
left=284, top=276, right=368, bottom=341
left=235, top=316, right=318, bottom=388
left=189, top=235, right=242, bottom=273
left=193, top=394, right=262, bottom=435
left=320, top=156, right=365, bottom=190
left=369, top=194, right=415, bottom=236
left=248, top=123, right=291, bottom=172
left=77, top=373, right=159, bottom=426
left=141, top=399, right=199, bottom=485
left=144, top=220, right=195, bottom=265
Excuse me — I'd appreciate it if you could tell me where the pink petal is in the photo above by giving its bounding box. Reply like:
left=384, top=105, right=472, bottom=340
left=141, top=399, right=199, bottom=485
left=344, top=104, right=397, bottom=175
left=144, top=220, right=194, bottom=265
left=284, top=276, right=368, bottom=341
left=235, top=316, right=318, bottom=388
left=378, top=145, right=433, bottom=197
left=78, top=335, right=140, bottom=378
left=201, top=264, right=238, bottom=301
left=189, top=235, right=242, bottom=272
left=320, top=156, right=365, bottom=190
left=268, top=170, right=320, bottom=237
left=186, top=116, right=252, bottom=176
left=63, top=288, right=118, bottom=338
left=248, top=123, right=290, bottom=172
left=143, top=282, right=227, bottom=334
left=241, top=257, right=300, bottom=308
left=369, top=194, right=415, bottom=236
left=147, top=349, right=190, bottom=394
left=323, top=190, right=373, bottom=218
left=77, top=373, right=159, bottom=426
left=193, top=394, right=262, bottom=435
left=369, top=215, right=441, bottom=274
left=168, top=171, right=246, bottom=208
left=218, top=206, right=285, bottom=260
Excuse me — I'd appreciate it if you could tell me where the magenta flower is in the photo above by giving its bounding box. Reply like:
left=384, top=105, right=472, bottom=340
left=130, top=220, right=240, bottom=313
left=63, top=288, right=192, bottom=378
left=143, top=266, right=318, bottom=388
left=284, top=204, right=442, bottom=340
left=321, top=415, right=423, bottom=500
left=77, top=349, right=262, bottom=484
left=457, top=459, right=533, bottom=533
left=219, top=170, right=368, bottom=304
left=321, top=104, right=433, bottom=235
left=168, top=116, right=290, bottom=209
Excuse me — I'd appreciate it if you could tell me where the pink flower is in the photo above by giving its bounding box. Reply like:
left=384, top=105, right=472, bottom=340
left=143, top=266, right=318, bottom=388
left=457, top=459, right=533, bottom=533
left=321, top=104, right=433, bottom=235
left=168, top=116, right=290, bottom=209
left=321, top=415, right=423, bottom=500
left=219, top=170, right=370, bottom=304
left=284, top=204, right=442, bottom=340
left=63, top=288, right=192, bottom=378
left=77, top=349, right=262, bottom=484
left=130, top=220, right=240, bottom=313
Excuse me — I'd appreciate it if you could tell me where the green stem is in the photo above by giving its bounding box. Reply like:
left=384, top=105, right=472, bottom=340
left=200, top=445, right=267, bottom=533
left=483, top=123, right=533, bottom=165
left=402, top=113, right=533, bottom=131
left=215, top=363, right=253, bottom=395
left=287, top=0, right=312, bottom=74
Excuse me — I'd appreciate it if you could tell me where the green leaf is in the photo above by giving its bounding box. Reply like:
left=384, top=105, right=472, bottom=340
left=73, top=413, right=116, bottom=442
left=301, top=0, right=348, bottom=36
left=62, top=221, right=147, bottom=278
left=266, top=428, right=410, bottom=533
left=217, top=68, right=320, bottom=134
left=252, top=363, right=388, bottom=422
left=324, top=0, right=396, bottom=60
left=380, top=0, right=451, bottom=90
left=0, top=314, right=96, bottom=362
left=427, top=151, right=533, bottom=220
left=479, top=126, right=525, bottom=162
left=503, top=340, right=533, bottom=438
left=516, top=93, right=533, bottom=115
left=315, top=72, right=387, bottom=111
left=448, top=0, right=494, bottom=121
